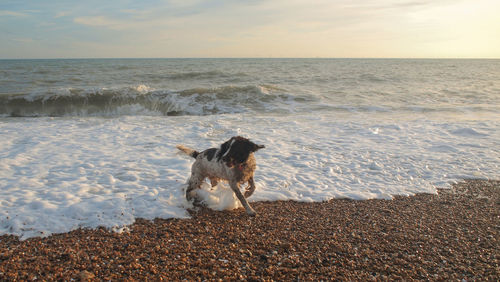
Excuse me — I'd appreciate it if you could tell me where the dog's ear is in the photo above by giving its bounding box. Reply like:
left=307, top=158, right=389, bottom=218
left=253, top=144, right=265, bottom=152
left=217, top=137, right=234, bottom=161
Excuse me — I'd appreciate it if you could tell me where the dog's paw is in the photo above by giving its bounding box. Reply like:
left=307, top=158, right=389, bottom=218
left=246, top=209, right=257, bottom=217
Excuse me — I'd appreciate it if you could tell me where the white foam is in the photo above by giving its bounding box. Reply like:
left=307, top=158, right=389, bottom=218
left=0, top=113, right=499, bottom=239
left=135, top=84, right=153, bottom=94
left=194, top=182, right=242, bottom=211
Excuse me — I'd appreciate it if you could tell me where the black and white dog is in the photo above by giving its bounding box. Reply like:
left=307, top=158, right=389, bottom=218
left=177, top=136, right=265, bottom=216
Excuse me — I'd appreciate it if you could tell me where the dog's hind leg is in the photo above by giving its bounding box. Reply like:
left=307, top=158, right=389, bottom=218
left=244, top=177, right=256, bottom=198
left=186, top=173, right=204, bottom=203
left=230, top=181, right=256, bottom=216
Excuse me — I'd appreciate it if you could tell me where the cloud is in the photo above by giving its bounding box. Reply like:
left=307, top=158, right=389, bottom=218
left=54, top=11, right=71, bottom=18
left=73, top=16, right=128, bottom=30
left=12, top=37, right=34, bottom=43
left=0, top=10, right=29, bottom=17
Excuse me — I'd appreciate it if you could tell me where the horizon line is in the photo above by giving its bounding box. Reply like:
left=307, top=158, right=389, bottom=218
left=1, top=57, right=499, bottom=60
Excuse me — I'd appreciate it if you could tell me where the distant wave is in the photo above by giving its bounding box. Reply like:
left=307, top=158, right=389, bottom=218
left=134, top=70, right=249, bottom=83
left=166, top=70, right=247, bottom=80
left=0, top=84, right=303, bottom=117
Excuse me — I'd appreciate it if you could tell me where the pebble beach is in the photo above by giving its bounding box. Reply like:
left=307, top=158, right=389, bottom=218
left=0, top=179, right=498, bottom=280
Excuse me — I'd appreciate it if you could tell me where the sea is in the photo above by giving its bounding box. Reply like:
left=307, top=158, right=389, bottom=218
left=1, top=58, right=499, bottom=239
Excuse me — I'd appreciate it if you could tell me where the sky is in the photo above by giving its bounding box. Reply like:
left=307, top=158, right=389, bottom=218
left=1, top=0, right=499, bottom=59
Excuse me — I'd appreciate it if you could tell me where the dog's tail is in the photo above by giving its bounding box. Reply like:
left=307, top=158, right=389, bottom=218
left=176, top=145, right=199, bottom=158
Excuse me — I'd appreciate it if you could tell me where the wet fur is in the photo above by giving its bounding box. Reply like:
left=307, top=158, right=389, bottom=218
left=176, top=136, right=264, bottom=216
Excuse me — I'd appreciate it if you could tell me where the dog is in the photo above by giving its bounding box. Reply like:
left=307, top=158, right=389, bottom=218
left=176, top=136, right=265, bottom=216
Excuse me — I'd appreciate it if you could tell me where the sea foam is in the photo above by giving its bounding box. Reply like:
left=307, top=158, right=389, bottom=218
left=1, top=113, right=498, bottom=239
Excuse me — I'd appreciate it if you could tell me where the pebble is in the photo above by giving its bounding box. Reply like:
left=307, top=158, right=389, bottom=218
left=0, top=180, right=498, bottom=280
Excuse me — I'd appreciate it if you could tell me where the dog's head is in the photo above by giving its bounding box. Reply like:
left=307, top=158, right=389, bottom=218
left=219, top=136, right=265, bottom=167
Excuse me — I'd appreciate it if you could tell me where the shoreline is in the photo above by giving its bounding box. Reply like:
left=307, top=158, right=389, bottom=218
left=1, top=179, right=498, bottom=280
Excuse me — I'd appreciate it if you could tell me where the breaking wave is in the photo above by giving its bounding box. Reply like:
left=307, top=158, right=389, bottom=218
left=0, top=84, right=306, bottom=117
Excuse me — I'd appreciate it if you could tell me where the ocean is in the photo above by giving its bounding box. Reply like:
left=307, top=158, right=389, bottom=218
left=1, top=58, right=499, bottom=239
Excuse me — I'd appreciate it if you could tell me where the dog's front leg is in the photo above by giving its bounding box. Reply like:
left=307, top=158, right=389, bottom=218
left=244, top=177, right=256, bottom=198
left=230, top=181, right=256, bottom=216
